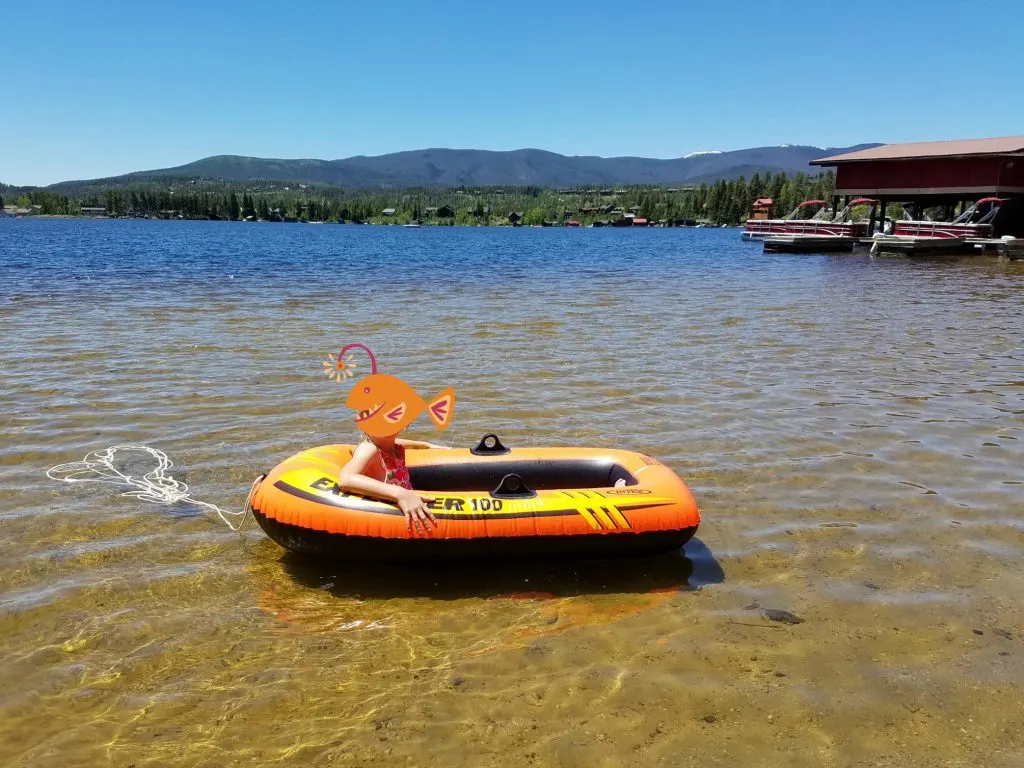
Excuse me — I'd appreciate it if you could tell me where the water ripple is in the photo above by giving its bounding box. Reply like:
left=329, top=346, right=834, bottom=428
left=1, top=220, right=1023, bottom=766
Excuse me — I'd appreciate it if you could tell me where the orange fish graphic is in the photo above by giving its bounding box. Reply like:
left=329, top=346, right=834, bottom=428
left=334, top=343, right=454, bottom=438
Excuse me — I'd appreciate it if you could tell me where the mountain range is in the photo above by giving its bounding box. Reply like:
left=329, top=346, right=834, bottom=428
left=48, top=144, right=878, bottom=191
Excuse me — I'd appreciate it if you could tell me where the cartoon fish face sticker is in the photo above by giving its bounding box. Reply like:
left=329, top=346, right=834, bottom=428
left=331, top=343, right=454, bottom=438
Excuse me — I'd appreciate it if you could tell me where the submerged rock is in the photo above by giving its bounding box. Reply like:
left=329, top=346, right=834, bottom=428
left=763, top=609, right=805, bottom=625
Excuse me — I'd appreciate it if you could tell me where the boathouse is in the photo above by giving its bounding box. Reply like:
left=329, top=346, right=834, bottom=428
left=751, top=198, right=773, bottom=220
left=811, top=135, right=1024, bottom=236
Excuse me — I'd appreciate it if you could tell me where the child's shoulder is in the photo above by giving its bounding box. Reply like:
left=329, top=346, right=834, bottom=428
left=351, top=441, right=378, bottom=458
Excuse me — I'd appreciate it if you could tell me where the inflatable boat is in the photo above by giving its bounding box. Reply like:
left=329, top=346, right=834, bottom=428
left=250, top=434, right=699, bottom=560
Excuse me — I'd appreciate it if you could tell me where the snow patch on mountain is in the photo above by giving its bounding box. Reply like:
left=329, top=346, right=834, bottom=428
left=683, top=150, right=723, bottom=159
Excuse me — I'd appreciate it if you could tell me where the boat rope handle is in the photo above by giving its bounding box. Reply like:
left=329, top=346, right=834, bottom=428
left=46, top=445, right=266, bottom=532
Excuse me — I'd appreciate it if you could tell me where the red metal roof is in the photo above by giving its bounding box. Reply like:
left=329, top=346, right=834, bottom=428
left=753, top=198, right=773, bottom=205
left=812, top=135, right=1024, bottom=165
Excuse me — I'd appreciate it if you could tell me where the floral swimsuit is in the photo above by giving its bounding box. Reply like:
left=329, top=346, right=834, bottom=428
left=378, top=445, right=412, bottom=490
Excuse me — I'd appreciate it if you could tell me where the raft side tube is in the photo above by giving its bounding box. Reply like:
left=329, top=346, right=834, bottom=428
left=250, top=441, right=700, bottom=560
left=254, top=509, right=697, bottom=561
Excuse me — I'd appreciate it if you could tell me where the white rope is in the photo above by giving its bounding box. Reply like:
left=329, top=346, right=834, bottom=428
left=46, top=445, right=263, bottom=532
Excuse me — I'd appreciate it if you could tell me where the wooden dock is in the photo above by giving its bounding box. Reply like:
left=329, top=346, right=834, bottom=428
left=763, top=235, right=858, bottom=253
left=870, top=237, right=1012, bottom=257
left=764, top=234, right=1018, bottom=258
left=870, top=236, right=968, bottom=257
left=1003, top=238, right=1024, bottom=260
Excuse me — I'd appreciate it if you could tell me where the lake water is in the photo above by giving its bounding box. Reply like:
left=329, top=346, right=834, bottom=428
left=1, top=219, right=1022, bottom=767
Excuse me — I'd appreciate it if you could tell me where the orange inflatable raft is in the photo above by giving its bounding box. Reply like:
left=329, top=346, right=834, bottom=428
left=251, top=434, right=700, bottom=560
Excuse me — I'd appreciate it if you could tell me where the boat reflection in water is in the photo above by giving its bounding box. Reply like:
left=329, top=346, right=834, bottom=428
left=254, top=539, right=723, bottom=649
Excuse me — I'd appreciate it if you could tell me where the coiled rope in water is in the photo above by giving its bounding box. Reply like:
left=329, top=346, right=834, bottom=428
left=46, top=445, right=264, bottom=532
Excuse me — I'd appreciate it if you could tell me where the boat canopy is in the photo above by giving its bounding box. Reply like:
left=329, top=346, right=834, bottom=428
left=784, top=199, right=830, bottom=221
left=830, top=197, right=879, bottom=222
left=951, top=197, right=1004, bottom=225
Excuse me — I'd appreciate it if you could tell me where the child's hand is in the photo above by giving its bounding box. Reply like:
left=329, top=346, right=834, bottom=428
left=397, top=489, right=437, bottom=535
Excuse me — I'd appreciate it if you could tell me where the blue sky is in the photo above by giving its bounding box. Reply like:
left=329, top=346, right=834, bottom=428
left=2, top=0, right=1022, bottom=186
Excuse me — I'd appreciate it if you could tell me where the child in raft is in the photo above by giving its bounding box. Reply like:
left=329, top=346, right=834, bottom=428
left=335, top=432, right=449, bottom=534
left=336, top=432, right=628, bottom=533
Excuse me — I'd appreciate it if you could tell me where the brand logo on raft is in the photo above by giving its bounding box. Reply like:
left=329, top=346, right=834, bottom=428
left=605, top=488, right=652, bottom=495
left=310, top=477, right=339, bottom=493
left=428, top=497, right=506, bottom=512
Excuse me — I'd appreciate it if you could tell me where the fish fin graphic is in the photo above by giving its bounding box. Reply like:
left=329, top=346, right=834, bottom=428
left=384, top=402, right=407, bottom=424
left=426, top=388, right=455, bottom=430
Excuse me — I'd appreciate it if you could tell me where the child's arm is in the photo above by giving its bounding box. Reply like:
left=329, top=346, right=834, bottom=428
left=336, top=442, right=437, bottom=534
left=396, top=438, right=451, bottom=450
left=336, top=443, right=403, bottom=500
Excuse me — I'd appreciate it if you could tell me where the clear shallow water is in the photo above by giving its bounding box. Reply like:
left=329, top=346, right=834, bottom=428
left=1, top=219, right=1023, bottom=767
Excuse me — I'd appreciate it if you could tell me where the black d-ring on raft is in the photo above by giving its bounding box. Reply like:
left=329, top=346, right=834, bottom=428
left=490, top=473, right=537, bottom=499
left=471, top=433, right=510, bottom=456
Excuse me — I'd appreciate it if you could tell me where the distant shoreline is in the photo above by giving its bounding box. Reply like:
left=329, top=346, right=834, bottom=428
left=3, top=171, right=835, bottom=228
left=4, top=214, right=740, bottom=229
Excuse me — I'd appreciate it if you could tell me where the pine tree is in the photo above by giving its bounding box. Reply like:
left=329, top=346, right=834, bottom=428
left=749, top=172, right=763, bottom=202
left=229, top=192, right=240, bottom=220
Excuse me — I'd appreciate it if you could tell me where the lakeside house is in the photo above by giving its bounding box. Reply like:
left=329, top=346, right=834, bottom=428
left=81, top=206, right=107, bottom=217
left=2, top=204, right=40, bottom=217
left=382, top=208, right=396, bottom=216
